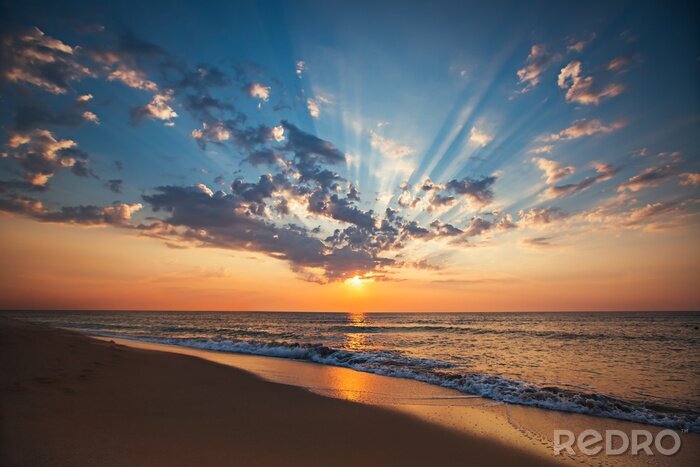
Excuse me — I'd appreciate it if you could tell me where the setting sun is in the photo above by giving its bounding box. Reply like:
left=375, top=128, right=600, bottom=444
left=347, top=275, right=364, bottom=287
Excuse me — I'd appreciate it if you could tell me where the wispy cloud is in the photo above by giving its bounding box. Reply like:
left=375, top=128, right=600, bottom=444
left=307, top=98, right=320, bottom=118
left=540, top=118, right=624, bottom=142
left=541, top=163, right=619, bottom=200
left=558, top=60, right=624, bottom=105
left=617, top=164, right=676, bottom=192
left=368, top=130, right=412, bottom=158
left=516, top=44, right=560, bottom=92
left=531, top=157, right=575, bottom=184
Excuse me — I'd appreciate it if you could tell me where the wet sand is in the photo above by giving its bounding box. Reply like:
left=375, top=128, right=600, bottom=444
left=0, top=317, right=553, bottom=466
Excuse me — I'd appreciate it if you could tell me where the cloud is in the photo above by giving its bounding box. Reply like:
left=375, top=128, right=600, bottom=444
left=523, top=236, right=554, bottom=247
left=246, top=149, right=282, bottom=166
left=679, top=173, right=700, bottom=187
left=247, top=83, right=271, bottom=101
left=623, top=202, right=679, bottom=227
left=461, top=217, right=493, bottom=237
left=429, top=219, right=463, bottom=237
left=529, top=145, right=554, bottom=154
left=0, top=194, right=142, bottom=226
left=531, top=157, right=575, bottom=184
left=518, top=207, right=567, bottom=226
left=557, top=60, right=624, bottom=105
left=296, top=61, right=305, bottom=78
left=368, top=130, right=412, bottom=158
left=191, top=122, right=231, bottom=145
left=108, top=65, right=158, bottom=91
left=566, top=34, right=596, bottom=53
left=617, top=165, right=676, bottom=192
left=140, top=185, right=392, bottom=282
left=469, top=126, right=493, bottom=147
left=271, top=125, right=285, bottom=142
left=517, top=44, right=559, bottom=92
left=540, top=118, right=624, bottom=142
left=82, top=111, right=100, bottom=124
left=282, top=120, right=346, bottom=165
left=445, top=175, right=497, bottom=208
left=1, top=27, right=91, bottom=94
left=607, top=56, right=631, bottom=73
left=397, top=190, right=412, bottom=207
left=4, top=128, right=91, bottom=187
left=541, top=163, right=620, bottom=200
left=106, top=179, right=123, bottom=193
left=131, top=90, right=178, bottom=124
left=12, top=99, right=97, bottom=131
left=307, top=98, right=320, bottom=118
left=495, top=214, right=517, bottom=231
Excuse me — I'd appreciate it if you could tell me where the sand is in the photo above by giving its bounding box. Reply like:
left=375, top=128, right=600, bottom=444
left=0, top=317, right=555, bottom=466
left=97, top=336, right=700, bottom=467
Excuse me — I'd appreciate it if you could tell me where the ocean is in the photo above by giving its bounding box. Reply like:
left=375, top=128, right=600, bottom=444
left=5, top=311, right=699, bottom=432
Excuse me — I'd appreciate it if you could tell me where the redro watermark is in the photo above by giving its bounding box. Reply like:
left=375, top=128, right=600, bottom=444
left=553, top=429, right=682, bottom=456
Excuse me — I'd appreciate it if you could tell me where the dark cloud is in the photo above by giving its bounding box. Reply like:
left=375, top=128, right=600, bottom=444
left=282, top=120, right=345, bottom=165
left=316, top=195, right=376, bottom=230
left=430, top=220, right=463, bottom=237
left=518, top=207, right=568, bottom=225
left=617, top=164, right=676, bottom=193
left=246, top=149, right=280, bottom=166
left=0, top=179, right=48, bottom=193
left=0, top=26, right=91, bottom=94
left=0, top=194, right=141, bottom=226
left=543, top=164, right=619, bottom=200
left=4, top=129, right=93, bottom=188
left=12, top=100, right=92, bottom=131
left=445, top=175, right=497, bottom=207
left=141, top=185, right=390, bottom=282
left=462, top=217, right=493, bottom=237
left=523, top=237, right=555, bottom=247
left=106, top=179, right=123, bottom=193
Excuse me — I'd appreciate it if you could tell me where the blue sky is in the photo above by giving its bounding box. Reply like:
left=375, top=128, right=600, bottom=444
left=0, top=0, right=698, bottom=309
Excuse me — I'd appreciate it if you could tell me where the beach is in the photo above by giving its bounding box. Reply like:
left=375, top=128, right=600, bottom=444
left=1, top=317, right=556, bottom=466
left=3, top=316, right=699, bottom=466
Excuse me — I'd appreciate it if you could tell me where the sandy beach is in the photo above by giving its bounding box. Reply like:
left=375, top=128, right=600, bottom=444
left=1, top=317, right=556, bottom=466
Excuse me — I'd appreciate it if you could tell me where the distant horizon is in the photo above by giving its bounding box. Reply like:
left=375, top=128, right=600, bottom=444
left=3, top=309, right=699, bottom=314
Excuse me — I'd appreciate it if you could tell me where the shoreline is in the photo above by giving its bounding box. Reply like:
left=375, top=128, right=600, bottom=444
left=2, top=317, right=698, bottom=466
left=1, top=317, right=555, bottom=466
left=94, top=332, right=698, bottom=431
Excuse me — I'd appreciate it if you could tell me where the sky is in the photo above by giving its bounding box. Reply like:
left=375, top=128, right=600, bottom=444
left=0, top=0, right=698, bottom=312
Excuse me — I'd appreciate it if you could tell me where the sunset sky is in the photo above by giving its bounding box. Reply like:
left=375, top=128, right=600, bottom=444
left=1, top=0, right=698, bottom=311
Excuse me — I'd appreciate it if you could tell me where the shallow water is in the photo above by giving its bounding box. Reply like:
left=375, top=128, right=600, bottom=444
left=5, top=311, right=699, bottom=431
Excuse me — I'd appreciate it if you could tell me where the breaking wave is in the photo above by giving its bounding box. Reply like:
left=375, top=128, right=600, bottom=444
left=99, top=334, right=700, bottom=432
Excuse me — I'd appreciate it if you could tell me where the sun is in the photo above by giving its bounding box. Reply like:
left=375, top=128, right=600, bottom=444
left=348, top=275, right=364, bottom=287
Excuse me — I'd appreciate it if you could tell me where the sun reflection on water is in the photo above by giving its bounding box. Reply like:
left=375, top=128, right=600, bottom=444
left=344, top=312, right=369, bottom=352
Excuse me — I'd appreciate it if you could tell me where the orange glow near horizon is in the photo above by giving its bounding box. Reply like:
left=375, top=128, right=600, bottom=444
left=1, top=216, right=698, bottom=312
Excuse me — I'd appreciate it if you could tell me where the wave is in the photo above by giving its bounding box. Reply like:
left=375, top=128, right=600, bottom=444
left=326, top=324, right=696, bottom=344
left=98, top=334, right=700, bottom=432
